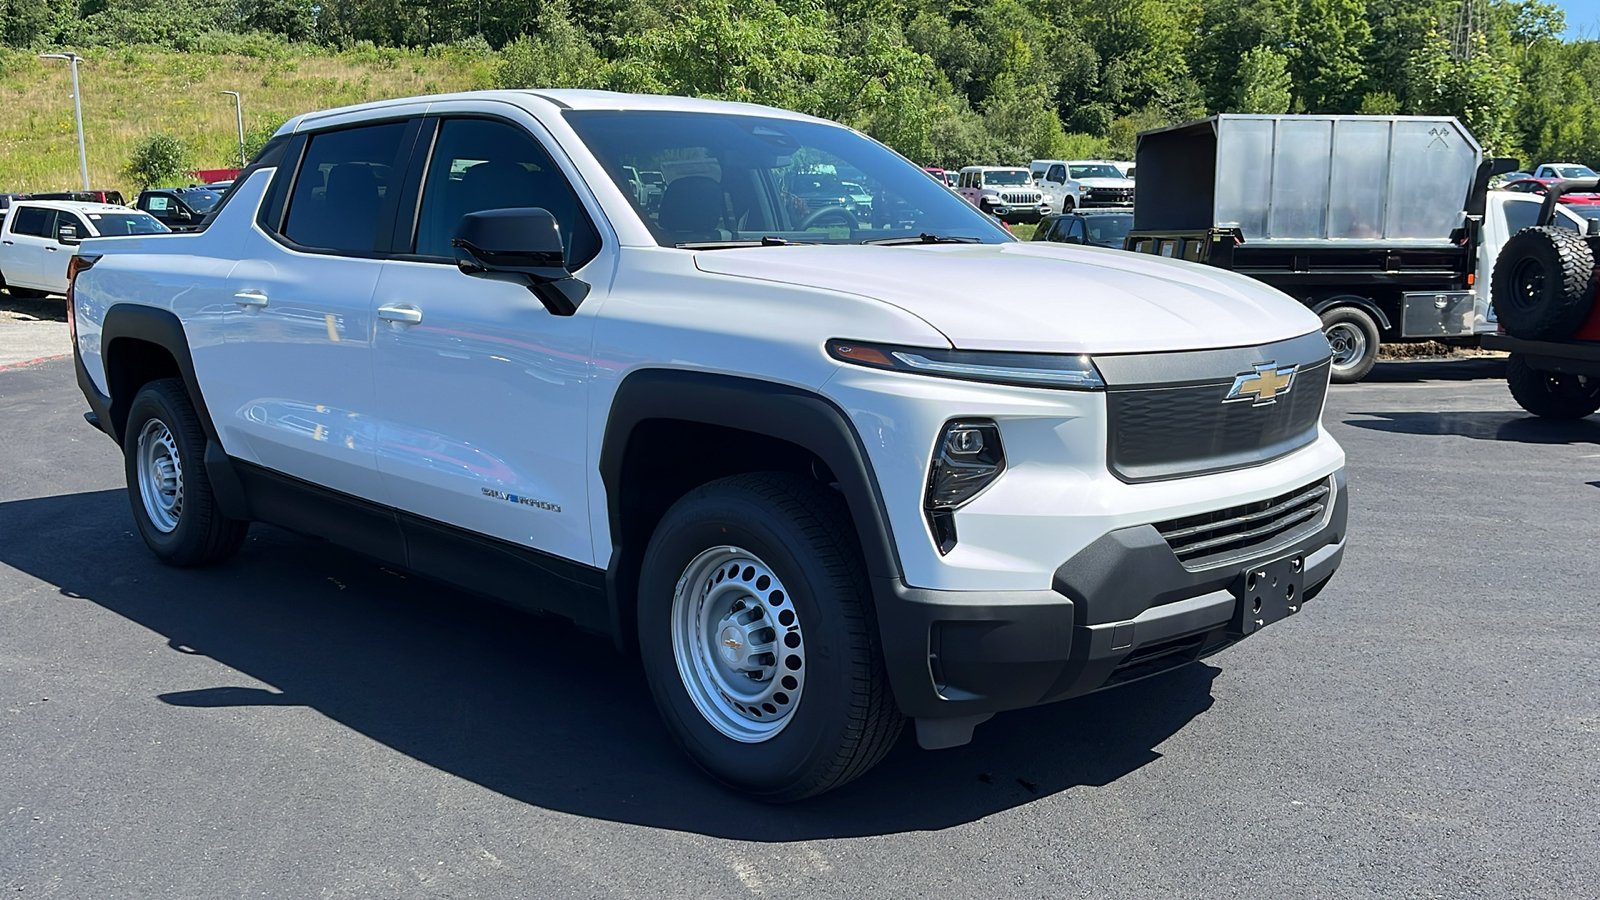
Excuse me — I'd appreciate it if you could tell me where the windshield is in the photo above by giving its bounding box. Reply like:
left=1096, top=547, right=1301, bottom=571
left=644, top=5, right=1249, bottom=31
left=181, top=190, right=223, bottom=213
left=1069, top=164, right=1124, bottom=180
left=1553, top=165, right=1597, bottom=179
left=981, top=170, right=1031, bottom=186
left=1085, top=215, right=1133, bottom=245
left=86, top=212, right=169, bottom=235
left=565, top=110, right=1010, bottom=246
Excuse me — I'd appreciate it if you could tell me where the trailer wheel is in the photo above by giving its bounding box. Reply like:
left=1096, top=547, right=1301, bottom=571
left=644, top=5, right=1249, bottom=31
left=1505, top=353, right=1600, bottom=419
left=1321, top=306, right=1380, bottom=383
left=1492, top=226, right=1596, bottom=340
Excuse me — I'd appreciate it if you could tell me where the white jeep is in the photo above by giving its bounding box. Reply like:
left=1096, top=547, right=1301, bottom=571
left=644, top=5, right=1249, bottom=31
left=70, top=90, right=1347, bottom=801
left=955, top=166, right=1050, bottom=223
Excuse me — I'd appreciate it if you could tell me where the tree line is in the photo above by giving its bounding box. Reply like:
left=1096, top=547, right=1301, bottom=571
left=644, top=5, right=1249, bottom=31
left=3, top=0, right=1596, bottom=170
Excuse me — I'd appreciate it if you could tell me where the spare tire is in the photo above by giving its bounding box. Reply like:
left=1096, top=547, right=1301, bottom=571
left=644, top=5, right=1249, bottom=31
left=1492, top=226, right=1597, bottom=340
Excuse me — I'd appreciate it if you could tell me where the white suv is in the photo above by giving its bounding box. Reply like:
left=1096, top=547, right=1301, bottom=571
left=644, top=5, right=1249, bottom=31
left=71, top=91, right=1347, bottom=800
left=0, top=201, right=166, bottom=296
left=956, top=166, right=1050, bottom=223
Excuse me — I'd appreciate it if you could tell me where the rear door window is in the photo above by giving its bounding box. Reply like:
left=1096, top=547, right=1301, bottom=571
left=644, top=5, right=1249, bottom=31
left=283, top=122, right=409, bottom=253
left=9, top=206, right=48, bottom=236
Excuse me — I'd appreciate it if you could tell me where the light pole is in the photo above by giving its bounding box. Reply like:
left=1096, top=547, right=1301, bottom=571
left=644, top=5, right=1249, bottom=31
left=219, top=90, right=245, bottom=169
left=39, top=52, right=89, bottom=191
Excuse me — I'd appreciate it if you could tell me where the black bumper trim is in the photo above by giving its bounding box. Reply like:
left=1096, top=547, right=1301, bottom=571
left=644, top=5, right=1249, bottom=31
left=876, top=470, right=1348, bottom=724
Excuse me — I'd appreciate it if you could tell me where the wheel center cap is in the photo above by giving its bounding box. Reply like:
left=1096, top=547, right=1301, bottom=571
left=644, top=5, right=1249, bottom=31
left=719, top=626, right=744, bottom=663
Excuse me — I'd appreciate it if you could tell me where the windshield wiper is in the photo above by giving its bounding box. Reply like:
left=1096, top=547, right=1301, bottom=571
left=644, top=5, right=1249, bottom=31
left=676, top=236, right=815, bottom=250
left=862, top=233, right=984, bottom=246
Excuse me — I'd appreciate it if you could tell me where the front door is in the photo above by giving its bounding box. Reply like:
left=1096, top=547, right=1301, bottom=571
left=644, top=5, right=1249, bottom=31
left=370, top=113, right=609, bottom=565
left=3, top=206, right=54, bottom=289
left=216, top=119, right=415, bottom=502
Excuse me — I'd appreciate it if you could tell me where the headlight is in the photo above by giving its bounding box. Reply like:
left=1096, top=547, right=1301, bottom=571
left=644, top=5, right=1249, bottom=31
left=925, top=419, right=1005, bottom=554
left=827, top=339, right=1105, bottom=390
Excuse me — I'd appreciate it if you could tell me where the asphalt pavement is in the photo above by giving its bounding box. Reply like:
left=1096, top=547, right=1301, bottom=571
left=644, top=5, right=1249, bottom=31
left=1, top=355, right=1596, bottom=898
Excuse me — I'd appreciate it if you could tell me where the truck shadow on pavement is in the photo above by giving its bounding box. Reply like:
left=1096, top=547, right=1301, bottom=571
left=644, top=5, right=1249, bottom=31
left=0, top=489, right=1218, bottom=841
left=1343, top=410, right=1600, bottom=445
left=1357, top=357, right=1507, bottom=383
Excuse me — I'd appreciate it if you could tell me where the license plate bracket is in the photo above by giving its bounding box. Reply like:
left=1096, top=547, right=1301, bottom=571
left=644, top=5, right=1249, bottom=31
left=1229, top=555, right=1305, bottom=635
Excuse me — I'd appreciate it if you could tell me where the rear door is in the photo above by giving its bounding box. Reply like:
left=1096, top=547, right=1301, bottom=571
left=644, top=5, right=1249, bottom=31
left=367, top=110, right=611, bottom=565
left=214, top=117, right=422, bottom=503
left=2, top=205, right=53, bottom=289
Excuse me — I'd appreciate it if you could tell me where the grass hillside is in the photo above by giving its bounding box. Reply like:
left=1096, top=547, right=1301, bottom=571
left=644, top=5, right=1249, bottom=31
left=0, top=48, right=495, bottom=196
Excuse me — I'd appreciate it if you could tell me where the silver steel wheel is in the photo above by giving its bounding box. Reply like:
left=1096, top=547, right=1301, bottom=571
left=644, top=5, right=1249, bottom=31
left=671, top=546, right=806, bottom=743
left=1325, top=322, right=1368, bottom=372
left=136, top=419, right=184, bottom=534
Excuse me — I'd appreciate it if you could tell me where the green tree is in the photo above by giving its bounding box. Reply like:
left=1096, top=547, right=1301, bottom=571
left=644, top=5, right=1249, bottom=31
left=124, top=133, right=190, bottom=188
left=494, top=0, right=611, bottom=90
left=1234, top=45, right=1293, bottom=113
left=1290, top=0, right=1372, bottom=112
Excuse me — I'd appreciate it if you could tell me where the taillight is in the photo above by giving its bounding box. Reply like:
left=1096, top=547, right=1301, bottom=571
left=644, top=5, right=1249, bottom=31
left=65, top=253, right=99, bottom=341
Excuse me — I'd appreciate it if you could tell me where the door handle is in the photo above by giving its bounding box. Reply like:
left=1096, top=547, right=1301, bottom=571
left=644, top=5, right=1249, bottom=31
left=45, top=245, right=58, bottom=251
left=233, top=290, right=269, bottom=308
left=377, top=304, right=423, bottom=325
left=2, top=240, right=12, bottom=245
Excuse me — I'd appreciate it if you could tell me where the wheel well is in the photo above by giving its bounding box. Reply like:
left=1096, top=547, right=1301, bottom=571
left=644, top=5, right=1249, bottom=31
left=105, top=337, right=181, bottom=442
left=610, top=418, right=836, bottom=652
left=1309, top=293, right=1394, bottom=336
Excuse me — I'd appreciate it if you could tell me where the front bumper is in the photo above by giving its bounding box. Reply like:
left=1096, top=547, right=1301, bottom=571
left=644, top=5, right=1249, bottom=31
left=875, top=469, right=1348, bottom=745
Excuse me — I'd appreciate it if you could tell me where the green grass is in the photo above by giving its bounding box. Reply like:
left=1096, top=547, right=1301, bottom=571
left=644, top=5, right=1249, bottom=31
left=1009, top=222, right=1037, bottom=241
left=0, top=47, right=495, bottom=196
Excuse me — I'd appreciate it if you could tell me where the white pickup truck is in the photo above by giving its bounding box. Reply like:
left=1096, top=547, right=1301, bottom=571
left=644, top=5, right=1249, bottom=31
left=0, top=200, right=166, bottom=297
left=70, top=90, right=1348, bottom=800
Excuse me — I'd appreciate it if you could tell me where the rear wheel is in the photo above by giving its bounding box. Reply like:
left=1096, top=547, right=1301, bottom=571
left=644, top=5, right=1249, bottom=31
left=638, top=472, right=903, bottom=802
left=123, top=379, right=249, bottom=566
left=1321, top=306, right=1381, bottom=383
left=1505, top=353, right=1600, bottom=419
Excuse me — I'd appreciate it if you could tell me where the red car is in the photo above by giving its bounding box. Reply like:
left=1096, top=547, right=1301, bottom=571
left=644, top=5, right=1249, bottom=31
left=1499, top=177, right=1600, bottom=205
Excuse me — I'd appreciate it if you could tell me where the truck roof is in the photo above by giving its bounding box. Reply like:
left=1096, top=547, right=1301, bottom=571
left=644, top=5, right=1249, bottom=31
left=279, top=89, right=833, bottom=139
left=9, top=200, right=134, bottom=215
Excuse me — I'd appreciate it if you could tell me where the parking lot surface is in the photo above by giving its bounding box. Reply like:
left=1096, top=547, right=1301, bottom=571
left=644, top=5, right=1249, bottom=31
left=0, top=294, right=68, bottom=369
left=2, top=356, right=1596, bottom=898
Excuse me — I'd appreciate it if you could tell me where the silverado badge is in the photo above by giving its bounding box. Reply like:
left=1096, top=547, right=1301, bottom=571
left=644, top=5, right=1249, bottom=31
left=1225, top=363, right=1297, bottom=406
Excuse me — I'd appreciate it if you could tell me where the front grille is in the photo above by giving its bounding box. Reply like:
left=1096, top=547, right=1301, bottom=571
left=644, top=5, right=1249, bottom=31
left=1154, top=476, right=1333, bottom=569
left=1105, top=358, right=1329, bottom=483
left=1001, top=191, right=1042, bottom=205
left=1087, top=187, right=1134, bottom=204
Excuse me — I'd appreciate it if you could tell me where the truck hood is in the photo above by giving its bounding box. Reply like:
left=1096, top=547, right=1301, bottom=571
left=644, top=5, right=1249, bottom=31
left=1077, top=177, right=1136, bottom=189
left=693, top=242, right=1322, bottom=354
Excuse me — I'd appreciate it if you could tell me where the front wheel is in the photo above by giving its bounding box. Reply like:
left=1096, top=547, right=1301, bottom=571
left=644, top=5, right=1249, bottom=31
left=1321, top=306, right=1381, bottom=384
left=1060, top=196, right=1076, bottom=214
left=123, top=379, right=250, bottom=566
left=1505, top=353, right=1600, bottom=419
left=638, top=473, right=903, bottom=802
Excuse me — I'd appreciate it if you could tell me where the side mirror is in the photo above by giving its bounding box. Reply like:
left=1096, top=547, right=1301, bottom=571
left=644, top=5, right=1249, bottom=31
left=452, top=207, right=589, bottom=316
left=1063, top=234, right=1084, bottom=244
left=57, top=223, right=80, bottom=245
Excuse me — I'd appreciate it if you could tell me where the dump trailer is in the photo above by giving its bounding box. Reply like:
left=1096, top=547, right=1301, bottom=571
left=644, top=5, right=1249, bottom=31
left=1125, top=114, right=1515, bottom=382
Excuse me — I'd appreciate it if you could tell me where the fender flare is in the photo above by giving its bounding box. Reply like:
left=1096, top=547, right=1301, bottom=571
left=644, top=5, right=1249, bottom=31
left=598, top=369, right=903, bottom=649
left=1308, top=294, right=1392, bottom=332
left=97, top=304, right=249, bottom=518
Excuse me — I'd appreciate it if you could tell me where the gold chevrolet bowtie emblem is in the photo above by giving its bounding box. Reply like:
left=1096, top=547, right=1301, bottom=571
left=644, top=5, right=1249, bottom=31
left=1225, top=363, right=1297, bottom=406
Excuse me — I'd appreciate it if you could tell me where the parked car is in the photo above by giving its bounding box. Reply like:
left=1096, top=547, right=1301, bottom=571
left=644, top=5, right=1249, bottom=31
left=1491, top=170, right=1534, bottom=188
left=1027, top=159, right=1085, bottom=213
left=1532, top=163, right=1598, bottom=180
left=71, top=90, right=1347, bottom=801
left=637, top=170, right=665, bottom=211
left=921, top=166, right=948, bottom=186
left=783, top=171, right=860, bottom=229
left=0, top=200, right=167, bottom=297
left=1063, top=160, right=1135, bottom=207
left=30, top=189, right=126, bottom=206
left=1111, top=161, right=1135, bottom=180
left=1499, top=178, right=1600, bottom=204
left=955, top=166, right=1048, bottom=223
left=1032, top=210, right=1133, bottom=248
left=135, top=187, right=225, bottom=232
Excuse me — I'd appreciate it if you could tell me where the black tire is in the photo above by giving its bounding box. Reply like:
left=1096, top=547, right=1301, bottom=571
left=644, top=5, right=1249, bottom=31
left=1505, top=353, right=1600, bottom=419
left=1060, top=196, right=1075, bottom=213
left=1320, top=305, right=1381, bottom=383
left=123, top=378, right=250, bottom=566
left=1492, top=226, right=1597, bottom=340
left=637, top=472, right=904, bottom=802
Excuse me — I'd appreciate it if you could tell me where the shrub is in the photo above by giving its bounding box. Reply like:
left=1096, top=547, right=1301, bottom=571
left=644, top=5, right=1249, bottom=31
left=124, top=132, right=189, bottom=188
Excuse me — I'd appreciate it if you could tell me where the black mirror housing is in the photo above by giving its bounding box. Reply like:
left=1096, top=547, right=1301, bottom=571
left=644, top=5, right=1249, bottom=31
left=58, top=225, right=81, bottom=245
left=452, top=207, right=589, bottom=316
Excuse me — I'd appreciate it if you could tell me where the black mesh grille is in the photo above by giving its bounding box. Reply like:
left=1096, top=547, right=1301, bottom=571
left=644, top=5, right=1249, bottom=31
left=1154, top=477, right=1333, bottom=569
left=1087, top=187, right=1134, bottom=204
left=1106, top=359, right=1329, bottom=483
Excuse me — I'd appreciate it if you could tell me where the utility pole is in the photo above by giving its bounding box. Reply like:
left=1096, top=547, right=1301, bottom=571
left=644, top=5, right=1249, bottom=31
left=39, top=53, right=89, bottom=190
left=220, top=91, right=245, bottom=168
